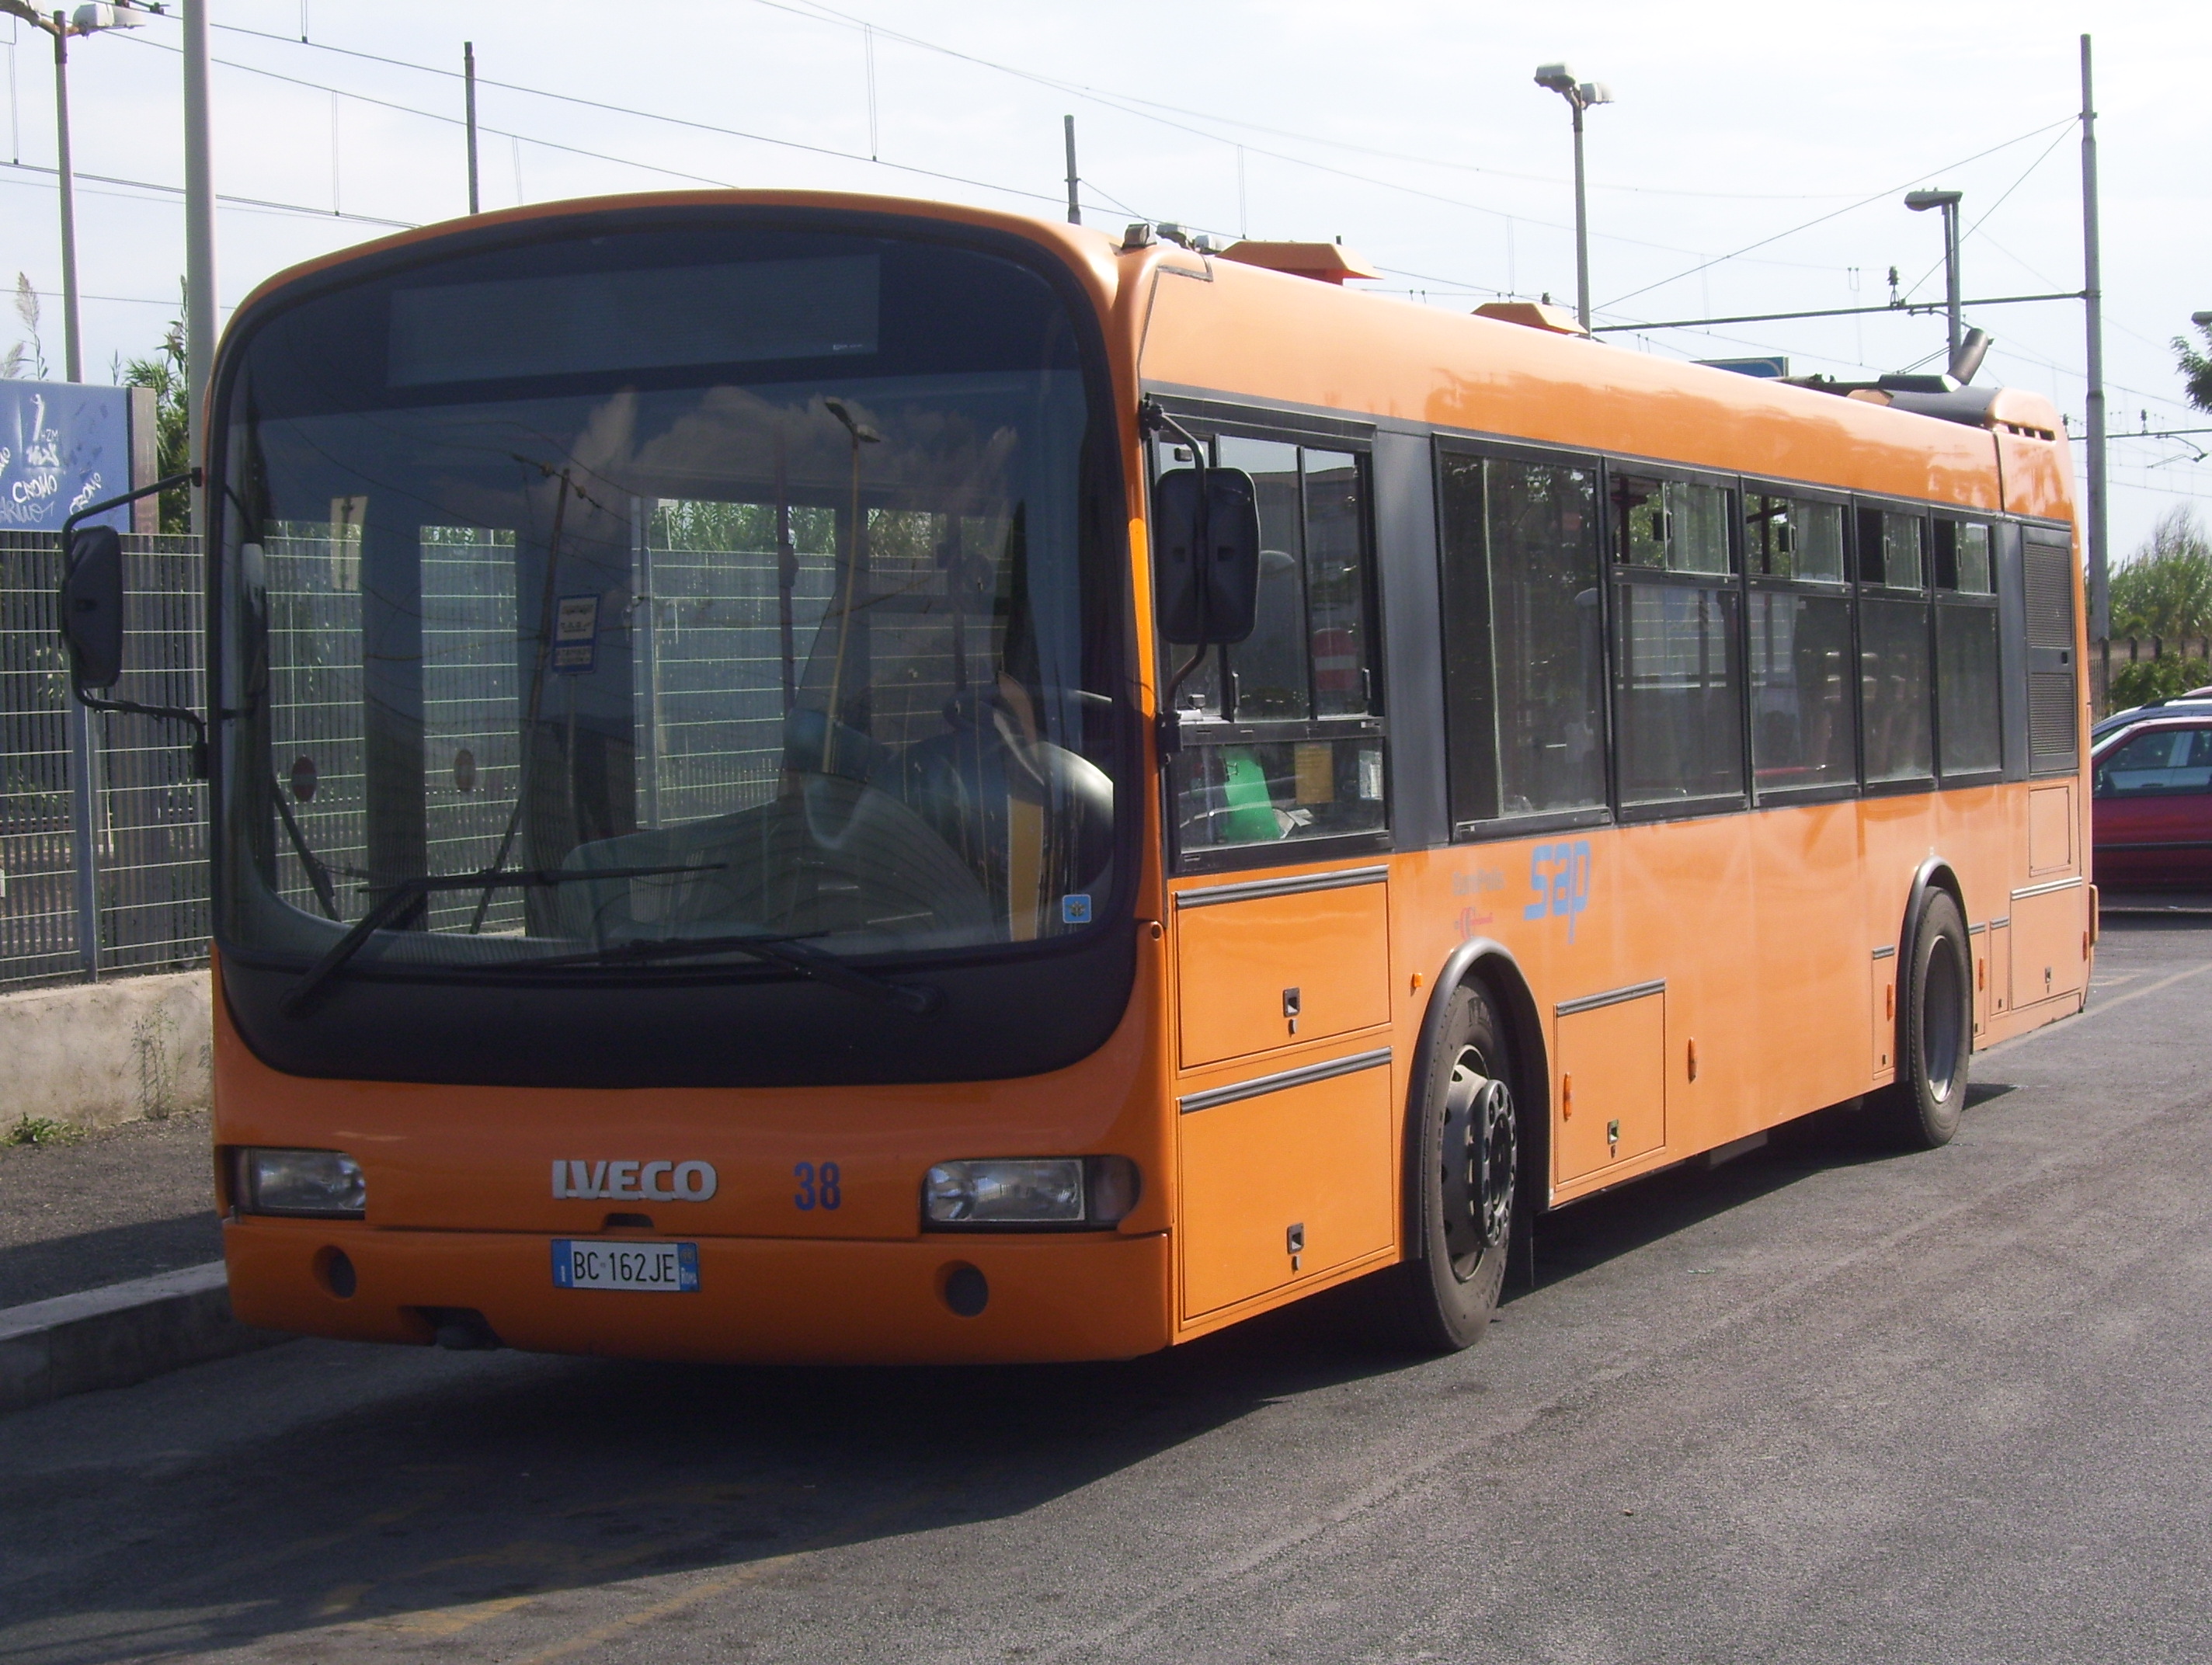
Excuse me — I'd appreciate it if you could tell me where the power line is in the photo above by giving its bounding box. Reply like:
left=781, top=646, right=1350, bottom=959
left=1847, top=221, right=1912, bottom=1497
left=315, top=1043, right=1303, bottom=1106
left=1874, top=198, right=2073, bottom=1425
left=1, top=155, right=415, bottom=228
left=1896, top=122, right=2073, bottom=304
left=1598, top=116, right=2077, bottom=313
left=197, top=8, right=1831, bottom=272
left=748, top=0, right=1865, bottom=204
left=1591, top=290, right=2083, bottom=335
left=117, top=27, right=1084, bottom=213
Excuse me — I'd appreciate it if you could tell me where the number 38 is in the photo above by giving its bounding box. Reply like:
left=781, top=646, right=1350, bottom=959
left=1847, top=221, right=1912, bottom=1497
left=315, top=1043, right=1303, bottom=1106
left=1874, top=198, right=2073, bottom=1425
left=794, top=1161, right=842, bottom=1211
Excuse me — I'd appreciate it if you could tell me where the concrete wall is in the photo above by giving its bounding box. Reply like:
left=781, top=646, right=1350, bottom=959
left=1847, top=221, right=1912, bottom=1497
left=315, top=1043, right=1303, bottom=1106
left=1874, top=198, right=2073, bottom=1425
left=0, top=970, right=211, bottom=1130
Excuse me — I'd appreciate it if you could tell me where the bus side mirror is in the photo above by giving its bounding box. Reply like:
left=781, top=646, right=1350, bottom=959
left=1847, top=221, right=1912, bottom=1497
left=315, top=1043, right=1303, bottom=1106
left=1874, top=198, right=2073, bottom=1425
left=1153, top=467, right=1261, bottom=645
left=59, top=523, right=126, bottom=693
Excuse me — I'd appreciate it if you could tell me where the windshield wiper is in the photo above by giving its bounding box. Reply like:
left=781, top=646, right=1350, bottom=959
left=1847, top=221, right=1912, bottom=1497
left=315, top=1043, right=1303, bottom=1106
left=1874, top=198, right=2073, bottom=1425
left=519, top=931, right=941, bottom=1017
left=280, top=865, right=716, bottom=1019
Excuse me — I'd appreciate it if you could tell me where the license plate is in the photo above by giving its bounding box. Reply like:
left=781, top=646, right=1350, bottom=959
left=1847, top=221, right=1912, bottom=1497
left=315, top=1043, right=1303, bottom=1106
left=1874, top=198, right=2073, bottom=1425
left=551, top=1239, right=700, bottom=1292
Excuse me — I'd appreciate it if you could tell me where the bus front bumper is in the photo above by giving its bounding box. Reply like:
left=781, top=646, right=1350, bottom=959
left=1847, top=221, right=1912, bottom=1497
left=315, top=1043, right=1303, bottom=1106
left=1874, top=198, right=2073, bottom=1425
left=224, top=1218, right=1173, bottom=1365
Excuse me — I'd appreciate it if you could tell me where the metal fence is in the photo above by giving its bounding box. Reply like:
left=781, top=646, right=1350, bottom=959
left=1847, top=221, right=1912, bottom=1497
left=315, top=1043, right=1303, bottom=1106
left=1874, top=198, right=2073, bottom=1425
left=5, top=523, right=2203, bottom=992
left=1, top=531, right=207, bottom=992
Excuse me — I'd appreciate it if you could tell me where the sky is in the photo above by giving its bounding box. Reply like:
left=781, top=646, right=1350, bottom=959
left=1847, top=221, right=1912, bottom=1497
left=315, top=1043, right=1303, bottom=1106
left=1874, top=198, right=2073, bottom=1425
left=2, top=0, right=2203, bottom=564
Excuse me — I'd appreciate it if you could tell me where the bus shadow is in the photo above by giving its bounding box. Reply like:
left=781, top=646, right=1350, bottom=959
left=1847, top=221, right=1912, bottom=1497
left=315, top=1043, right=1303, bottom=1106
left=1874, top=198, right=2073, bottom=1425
left=1506, top=1089, right=2017, bottom=1300
left=3, top=1288, right=1401, bottom=1663
left=7, top=1096, right=2034, bottom=1664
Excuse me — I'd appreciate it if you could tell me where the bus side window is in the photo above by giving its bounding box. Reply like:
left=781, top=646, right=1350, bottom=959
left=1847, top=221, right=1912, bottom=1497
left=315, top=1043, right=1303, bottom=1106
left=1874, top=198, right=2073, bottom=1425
left=1859, top=509, right=1934, bottom=786
left=1612, top=474, right=1745, bottom=812
left=1746, top=495, right=1855, bottom=798
left=1936, top=520, right=2002, bottom=780
left=1164, top=432, right=1386, bottom=863
left=1438, top=447, right=1605, bottom=829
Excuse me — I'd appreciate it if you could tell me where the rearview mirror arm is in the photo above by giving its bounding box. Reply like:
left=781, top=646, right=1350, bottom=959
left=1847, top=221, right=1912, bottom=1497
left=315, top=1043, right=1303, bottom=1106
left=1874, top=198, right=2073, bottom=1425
left=1138, top=401, right=1216, bottom=756
left=61, top=469, right=211, bottom=778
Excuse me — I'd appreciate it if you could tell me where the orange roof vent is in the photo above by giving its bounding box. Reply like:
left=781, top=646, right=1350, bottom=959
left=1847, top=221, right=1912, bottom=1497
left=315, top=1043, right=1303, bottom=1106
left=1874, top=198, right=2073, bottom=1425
left=1472, top=301, right=1591, bottom=338
left=1218, top=241, right=1380, bottom=285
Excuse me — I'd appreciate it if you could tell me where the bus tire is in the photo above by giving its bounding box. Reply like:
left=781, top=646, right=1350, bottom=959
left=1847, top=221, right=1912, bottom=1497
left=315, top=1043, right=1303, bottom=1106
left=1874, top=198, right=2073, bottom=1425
left=1879, top=888, right=1972, bottom=1149
left=1381, top=981, right=1518, bottom=1354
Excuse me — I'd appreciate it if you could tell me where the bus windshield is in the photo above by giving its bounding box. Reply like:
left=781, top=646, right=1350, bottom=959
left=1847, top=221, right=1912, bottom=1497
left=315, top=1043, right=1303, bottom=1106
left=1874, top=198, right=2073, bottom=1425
left=214, top=221, right=1122, bottom=987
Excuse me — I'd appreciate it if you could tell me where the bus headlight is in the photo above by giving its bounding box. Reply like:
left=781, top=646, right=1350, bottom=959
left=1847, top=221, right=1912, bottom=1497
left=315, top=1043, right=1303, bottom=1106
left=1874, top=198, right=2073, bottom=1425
left=237, top=1148, right=367, bottom=1218
left=922, top=1156, right=1140, bottom=1228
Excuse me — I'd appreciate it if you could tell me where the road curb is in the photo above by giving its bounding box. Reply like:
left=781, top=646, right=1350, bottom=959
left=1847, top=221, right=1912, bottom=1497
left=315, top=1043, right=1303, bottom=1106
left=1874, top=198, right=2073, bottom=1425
left=0, top=1261, right=292, bottom=1416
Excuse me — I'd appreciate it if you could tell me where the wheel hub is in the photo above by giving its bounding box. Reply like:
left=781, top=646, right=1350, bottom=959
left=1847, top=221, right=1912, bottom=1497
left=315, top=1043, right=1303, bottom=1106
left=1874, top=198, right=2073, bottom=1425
left=1439, top=1048, right=1515, bottom=1277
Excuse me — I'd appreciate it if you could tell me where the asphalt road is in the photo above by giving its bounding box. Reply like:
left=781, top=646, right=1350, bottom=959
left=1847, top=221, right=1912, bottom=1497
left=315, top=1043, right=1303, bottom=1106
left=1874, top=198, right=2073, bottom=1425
left=4, top=916, right=2210, bottom=1664
left=0, top=1111, right=223, bottom=1306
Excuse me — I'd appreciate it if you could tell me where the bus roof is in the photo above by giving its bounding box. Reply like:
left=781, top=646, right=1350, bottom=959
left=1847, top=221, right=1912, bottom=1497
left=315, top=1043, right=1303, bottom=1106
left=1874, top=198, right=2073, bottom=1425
left=226, top=188, right=2072, bottom=526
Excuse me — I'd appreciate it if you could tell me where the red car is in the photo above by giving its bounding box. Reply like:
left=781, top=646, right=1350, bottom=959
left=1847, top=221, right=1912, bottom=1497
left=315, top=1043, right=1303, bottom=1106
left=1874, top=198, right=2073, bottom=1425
left=2092, top=716, right=2212, bottom=888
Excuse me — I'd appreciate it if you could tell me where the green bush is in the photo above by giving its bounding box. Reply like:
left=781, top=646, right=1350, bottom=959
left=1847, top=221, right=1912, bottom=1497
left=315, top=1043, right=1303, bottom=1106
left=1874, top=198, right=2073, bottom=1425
left=2109, top=508, right=2212, bottom=641
left=2109, top=655, right=2211, bottom=711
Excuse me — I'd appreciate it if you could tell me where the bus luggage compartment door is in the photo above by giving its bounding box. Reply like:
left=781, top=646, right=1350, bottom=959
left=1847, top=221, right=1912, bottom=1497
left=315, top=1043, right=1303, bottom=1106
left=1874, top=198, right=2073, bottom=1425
left=1177, top=1052, right=1396, bottom=1319
left=1173, top=872, right=1391, bottom=1068
left=1553, top=985, right=1667, bottom=1186
left=2012, top=880, right=2087, bottom=1008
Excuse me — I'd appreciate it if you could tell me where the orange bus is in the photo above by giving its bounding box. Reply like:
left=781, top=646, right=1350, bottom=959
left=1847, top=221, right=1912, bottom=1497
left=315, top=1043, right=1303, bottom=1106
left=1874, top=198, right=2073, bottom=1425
left=74, top=189, right=2092, bottom=1362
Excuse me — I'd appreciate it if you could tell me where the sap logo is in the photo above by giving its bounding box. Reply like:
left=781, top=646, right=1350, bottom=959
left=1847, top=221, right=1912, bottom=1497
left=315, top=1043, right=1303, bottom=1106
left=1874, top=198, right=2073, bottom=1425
left=1522, top=839, right=1593, bottom=943
left=551, top=1159, right=718, bottom=1201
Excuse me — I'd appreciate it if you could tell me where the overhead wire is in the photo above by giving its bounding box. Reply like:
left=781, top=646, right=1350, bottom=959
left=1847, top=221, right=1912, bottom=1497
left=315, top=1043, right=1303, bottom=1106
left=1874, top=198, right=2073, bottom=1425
left=749, top=0, right=1864, bottom=203
left=117, top=26, right=1083, bottom=214
left=1, top=155, right=414, bottom=228
left=201, top=7, right=1831, bottom=270
left=1895, top=121, right=2073, bottom=304
left=43, top=6, right=2189, bottom=455
left=1597, top=116, right=2076, bottom=314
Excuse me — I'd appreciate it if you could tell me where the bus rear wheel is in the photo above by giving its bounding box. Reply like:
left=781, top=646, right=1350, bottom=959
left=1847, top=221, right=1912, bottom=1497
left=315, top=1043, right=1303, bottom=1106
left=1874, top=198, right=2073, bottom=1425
left=1879, top=889, right=1972, bottom=1149
left=1381, top=982, right=1518, bottom=1354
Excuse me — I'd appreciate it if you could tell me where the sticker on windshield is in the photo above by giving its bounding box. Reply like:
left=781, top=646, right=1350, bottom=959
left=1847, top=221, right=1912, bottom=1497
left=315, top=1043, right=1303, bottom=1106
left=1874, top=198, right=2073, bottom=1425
left=552, top=594, right=599, bottom=673
left=1061, top=893, right=1092, bottom=925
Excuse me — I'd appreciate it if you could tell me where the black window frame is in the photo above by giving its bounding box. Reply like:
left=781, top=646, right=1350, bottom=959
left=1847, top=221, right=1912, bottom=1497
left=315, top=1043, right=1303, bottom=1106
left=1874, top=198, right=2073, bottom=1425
left=2021, top=520, right=2082, bottom=778
left=1606, top=459, right=1751, bottom=824
left=1932, top=510, right=2004, bottom=786
left=1434, top=432, right=1616, bottom=843
left=1147, top=403, right=1390, bottom=876
left=1852, top=494, right=1938, bottom=797
left=1741, top=477, right=1860, bottom=808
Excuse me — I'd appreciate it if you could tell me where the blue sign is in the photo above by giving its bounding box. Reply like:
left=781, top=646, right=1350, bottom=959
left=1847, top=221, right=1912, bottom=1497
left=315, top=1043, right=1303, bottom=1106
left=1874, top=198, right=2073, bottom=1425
left=0, top=381, right=133, bottom=532
left=1696, top=356, right=1790, bottom=380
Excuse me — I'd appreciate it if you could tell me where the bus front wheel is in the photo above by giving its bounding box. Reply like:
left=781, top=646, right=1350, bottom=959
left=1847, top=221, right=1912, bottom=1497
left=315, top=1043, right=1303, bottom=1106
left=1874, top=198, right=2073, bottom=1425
left=1382, top=982, right=1518, bottom=1353
left=1879, top=889, right=1972, bottom=1150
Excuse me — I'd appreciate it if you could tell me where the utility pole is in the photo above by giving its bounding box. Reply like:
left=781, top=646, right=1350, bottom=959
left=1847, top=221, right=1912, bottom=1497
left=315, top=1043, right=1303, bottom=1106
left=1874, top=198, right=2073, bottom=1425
left=2080, top=33, right=2109, bottom=641
left=183, top=0, right=214, bottom=544
left=1063, top=114, right=1079, bottom=226
left=0, top=0, right=152, bottom=379
left=464, top=40, right=479, bottom=214
left=1, top=0, right=155, bottom=982
left=50, top=12, right=78, bottom=379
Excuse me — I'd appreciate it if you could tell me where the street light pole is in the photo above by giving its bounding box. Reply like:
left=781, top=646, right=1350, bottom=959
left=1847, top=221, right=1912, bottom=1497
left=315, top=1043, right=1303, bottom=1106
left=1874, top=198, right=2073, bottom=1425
left=1568, top=96, right=1588, bottom=330
left=0, top=2, right=158, bottom=382
left=183, top=0, right=214, bottom=544
left=464, top=40, right=479, bottom=214
left=1904, top=189, right=1965, bottom=362
left=1534, top=64, right=1612, bottom=331
left=47, top=12, right=82, bottom=379
left=1941, top=200, right=1961, bottom=357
